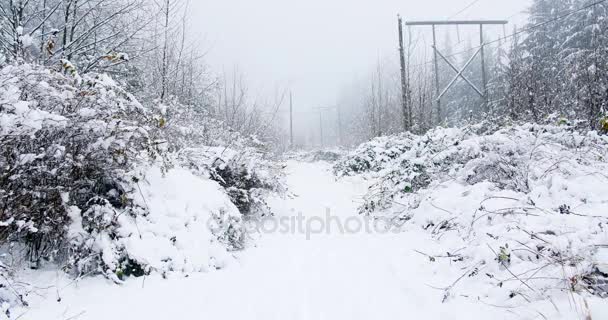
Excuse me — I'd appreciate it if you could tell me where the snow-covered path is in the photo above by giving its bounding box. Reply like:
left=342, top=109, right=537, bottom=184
left=20, top=161, right=545, bottom=319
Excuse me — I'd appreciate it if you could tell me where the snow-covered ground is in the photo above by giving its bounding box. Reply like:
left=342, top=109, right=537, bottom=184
left=14, top=161, right=607, bottom=319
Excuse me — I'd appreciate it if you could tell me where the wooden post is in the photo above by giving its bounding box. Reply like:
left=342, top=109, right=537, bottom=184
left=337, top=104, right=342, bottom=145
left=407, top=25, right=413, bottom=130
left=398, top=15, right=409, bottom=131
left=289, top=91, right=294, bottom=148
left=318, top=111, right=324, bottom=148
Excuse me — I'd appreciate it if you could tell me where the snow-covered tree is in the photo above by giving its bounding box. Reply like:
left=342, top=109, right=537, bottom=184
left=559, top=0, right=608, bottom=129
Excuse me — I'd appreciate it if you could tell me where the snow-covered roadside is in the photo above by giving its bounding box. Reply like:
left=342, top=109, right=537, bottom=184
left=12, top=161, right=608, bottom=319
left=333, top=124, right=608, bottom=318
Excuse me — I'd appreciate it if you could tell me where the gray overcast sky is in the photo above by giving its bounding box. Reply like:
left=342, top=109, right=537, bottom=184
left=190, top=0, right=531, bottom=109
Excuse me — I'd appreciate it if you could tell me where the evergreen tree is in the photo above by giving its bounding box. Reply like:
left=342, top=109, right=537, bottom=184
left=559, top=0, right=608, bottom=128
left=522, top=0, right=572, bottom=122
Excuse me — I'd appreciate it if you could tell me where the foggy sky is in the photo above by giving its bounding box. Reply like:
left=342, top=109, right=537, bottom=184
left=190, top=0, right=531, bottom=112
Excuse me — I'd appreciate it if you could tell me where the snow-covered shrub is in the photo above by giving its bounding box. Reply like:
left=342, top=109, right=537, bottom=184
left=121, top=166, right=241, bottom=274
left=334, top=135, right=414, bottom=175
left=337, top=123, right=608, bottom=304
left=209, top=208, right=247, bottom=251
left=0, top=63, right=256, bottom=289
left=150, top=97, right=285, bottom=222
left=0, top=262, right=31, bottom=318
left=0, top=61, right=284, bottom=314
left=178, top=146, right=285, bottom=220
left=335, top=124, right=594, bottom=215
left=0, top=64, right=158, bottom=273
left=308, top=150, right=344, bottom=162
left=283, top=149, right=346, bottom=163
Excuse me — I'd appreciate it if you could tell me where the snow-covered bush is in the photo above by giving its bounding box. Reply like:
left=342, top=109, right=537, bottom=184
left=120, top=166, right=241, bottom=273
left=0, top=64, right=159, bottom=272
left=0, top=64, right=152, bottom=310
left=335, top=124, right=593, bottom=215
left=336, top=123, right=608, bottom=303
left=178, top=146, right=285, bottom=221
left=146, top=95, right=286, bottom=224
left=0, top=64, right=271, bottom=313
left=308, top=150, right=344, bottom=162
left=283, top=149, right=346, bottom=163
left=334, top=134, right=415, bottom=176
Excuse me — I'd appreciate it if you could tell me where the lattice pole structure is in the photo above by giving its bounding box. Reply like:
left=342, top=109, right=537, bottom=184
left=405, top=20, right=508, bottom=123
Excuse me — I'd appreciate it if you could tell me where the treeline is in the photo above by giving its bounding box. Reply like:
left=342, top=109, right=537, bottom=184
left=337, top=0, right=608, bottom=146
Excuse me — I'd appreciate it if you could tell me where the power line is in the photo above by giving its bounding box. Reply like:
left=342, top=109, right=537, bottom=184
left=506, top=10, right=525, bottom=21
left=409, top=0, right=608, bottom=69
left=448, top=0, right=482, bottom=20
left=495, top=0, right=607, bottom=44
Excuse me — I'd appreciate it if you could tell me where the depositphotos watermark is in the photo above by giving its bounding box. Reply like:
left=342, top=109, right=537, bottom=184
left=219, top=208, right=408, bottom=240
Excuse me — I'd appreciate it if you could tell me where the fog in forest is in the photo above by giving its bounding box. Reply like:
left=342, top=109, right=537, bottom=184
left=191, top=0, right=531, bottom=148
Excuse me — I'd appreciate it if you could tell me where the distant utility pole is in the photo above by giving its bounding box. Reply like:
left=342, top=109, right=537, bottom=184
left=336, top=104, right=343, bottom=146
left=315, top=106, right=340, bottom=148
left=318, top=111, right=324, bottom=148
left=289, top=92, right=294, bottom=148
left=405, top=20, right=508, bottom=122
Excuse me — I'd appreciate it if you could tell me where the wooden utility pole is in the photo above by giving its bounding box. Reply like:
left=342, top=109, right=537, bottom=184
left=318, top=111, right=324, bottom=148
left=289, top=92, right=294, bottom=148
left=336, top=104, right=343, bottom=145
left=397, top=15, right=410, bottom=132
left=407, top=25, right=413, bottom=130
